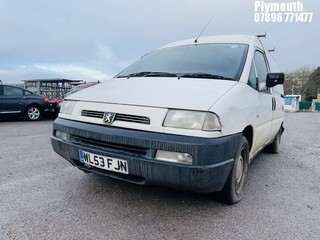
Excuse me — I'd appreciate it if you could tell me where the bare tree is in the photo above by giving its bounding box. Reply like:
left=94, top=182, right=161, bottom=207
left=284, top=66, right=313, bottom=99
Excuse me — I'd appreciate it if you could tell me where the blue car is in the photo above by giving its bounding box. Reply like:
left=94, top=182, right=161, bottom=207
left=0, top=84, right=51, bottom=121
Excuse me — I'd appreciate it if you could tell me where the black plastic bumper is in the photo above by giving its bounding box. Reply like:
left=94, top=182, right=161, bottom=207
left=51, top=118, right=242, bottom=193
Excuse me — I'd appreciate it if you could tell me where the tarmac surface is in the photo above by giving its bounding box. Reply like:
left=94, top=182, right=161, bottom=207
left=0, top=112, right=319, bottom=240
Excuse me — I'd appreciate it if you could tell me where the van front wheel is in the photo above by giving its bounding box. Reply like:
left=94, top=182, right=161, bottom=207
left=221, top=136, right=249, bottom=204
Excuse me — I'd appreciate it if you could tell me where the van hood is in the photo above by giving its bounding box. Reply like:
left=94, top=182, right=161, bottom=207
left=68, top=77, right=237, bottom=111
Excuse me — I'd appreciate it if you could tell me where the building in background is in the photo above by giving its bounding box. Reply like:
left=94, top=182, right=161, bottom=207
left=284, top=95, right=301, bottom=112
left=21, top=79, right=84, bottom=100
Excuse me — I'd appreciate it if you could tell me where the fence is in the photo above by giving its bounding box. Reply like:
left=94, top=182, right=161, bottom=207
left=299, top=101, right=320, bottom=111
left=299, top=102, right=312, bottom=111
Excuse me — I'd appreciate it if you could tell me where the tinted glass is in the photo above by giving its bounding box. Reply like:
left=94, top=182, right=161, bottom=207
left=3, top=86, right=23, bottom=96
left=24, top=90, right=33, bottom=95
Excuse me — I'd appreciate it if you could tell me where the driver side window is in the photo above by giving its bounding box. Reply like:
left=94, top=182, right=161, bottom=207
left=247, top=50, right=270, bottom=92
left=254, top=51, right=268, bottom=87
left=248, top=61, right=257, bottom=89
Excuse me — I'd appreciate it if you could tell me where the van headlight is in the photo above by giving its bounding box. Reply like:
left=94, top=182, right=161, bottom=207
left=60, top=100, right=77, bottom=115
left=163, top=110, right=221, bottom=131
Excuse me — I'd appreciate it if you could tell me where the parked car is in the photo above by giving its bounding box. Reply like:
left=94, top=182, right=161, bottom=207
left=0, top=84, right=51, bottom=120
left=49, top=82, right=97, bottom=116
left=51, top=35, right=284, bottom=204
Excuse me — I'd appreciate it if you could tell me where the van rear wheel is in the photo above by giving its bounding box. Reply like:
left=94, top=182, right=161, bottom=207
left=221, top=136, right=249, bottom=204
left=264, top=127, right=283, bottom=154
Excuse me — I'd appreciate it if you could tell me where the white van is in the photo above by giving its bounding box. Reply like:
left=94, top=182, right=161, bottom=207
left=51, top=35, right=284, bottom=204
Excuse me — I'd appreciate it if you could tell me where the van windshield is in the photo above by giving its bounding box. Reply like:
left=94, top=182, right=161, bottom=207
left=117, top=43, right=248, bottom=81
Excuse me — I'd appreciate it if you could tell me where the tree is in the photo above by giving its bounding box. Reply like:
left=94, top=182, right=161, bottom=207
left=304, top=67, right=320, bottom=101
left=284, top=66, right=311, bottom=97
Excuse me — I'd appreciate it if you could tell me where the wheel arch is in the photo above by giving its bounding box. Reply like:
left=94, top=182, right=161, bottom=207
left=25, top=103, right=43, bottom=112
left=280, top=121, right=285, bottom=135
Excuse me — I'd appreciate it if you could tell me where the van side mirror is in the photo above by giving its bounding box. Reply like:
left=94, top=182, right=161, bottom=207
left=266, top=73, right=284, bottom=88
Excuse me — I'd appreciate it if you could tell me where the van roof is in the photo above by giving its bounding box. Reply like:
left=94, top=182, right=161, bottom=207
left=160, top=35, right=259, bottom=49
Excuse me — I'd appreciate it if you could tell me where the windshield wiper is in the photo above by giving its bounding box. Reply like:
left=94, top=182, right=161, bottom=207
left=144, top=72, right=177, bottom=77
left=117, top=71, right=232, bottom=80
left=180, top=73, right=234, bottom=80
left=117, top=71, right=178, bottom=78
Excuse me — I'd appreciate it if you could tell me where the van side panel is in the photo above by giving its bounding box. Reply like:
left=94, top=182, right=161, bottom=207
left=212, top=82, right=275, bottom=155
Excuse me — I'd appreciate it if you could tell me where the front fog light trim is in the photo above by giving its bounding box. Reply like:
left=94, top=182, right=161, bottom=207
left=155, top=150, right=193, bottom=164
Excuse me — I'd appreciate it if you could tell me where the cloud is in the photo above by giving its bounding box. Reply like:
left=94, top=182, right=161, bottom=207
left=0, top=63, right=113, bottom=83
left=0, top=41, right=132, bottom=83
left=0, top=0, right=319, bottom=83
left=33, top=63, right=112, bottom=81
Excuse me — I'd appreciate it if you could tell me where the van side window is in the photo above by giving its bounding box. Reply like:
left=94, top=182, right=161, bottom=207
left=248, top=61, right=257, bottom=90
left=248, top=51, right=270, bottom=92
left=254, top=51, right=268, bottom=86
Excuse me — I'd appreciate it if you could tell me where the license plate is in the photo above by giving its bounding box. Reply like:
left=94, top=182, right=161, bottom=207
left=79, top=150, right=128, bottom=174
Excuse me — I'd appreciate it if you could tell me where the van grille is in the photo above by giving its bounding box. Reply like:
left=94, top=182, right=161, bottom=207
left=73, top=136, right=148, bottom=157
left=81, top=110, right=150, bottom=125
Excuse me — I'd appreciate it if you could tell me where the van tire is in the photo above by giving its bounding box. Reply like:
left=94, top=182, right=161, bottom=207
left=264, top=130, right=281, bottom=154
left=221, top=136, right=249, bottom=204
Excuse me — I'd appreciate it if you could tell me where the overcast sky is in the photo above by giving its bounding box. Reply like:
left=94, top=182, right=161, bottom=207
left=0, top=0, right=319, bottom=84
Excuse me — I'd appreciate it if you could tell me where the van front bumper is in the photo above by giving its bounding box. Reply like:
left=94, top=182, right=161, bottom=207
left=51, top=118, right=242, bottom=193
